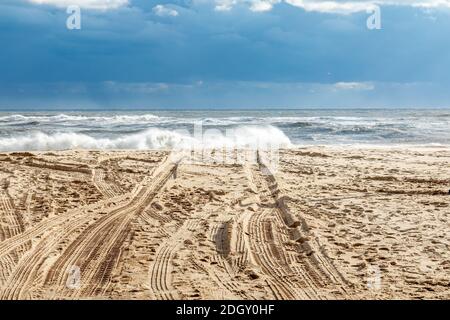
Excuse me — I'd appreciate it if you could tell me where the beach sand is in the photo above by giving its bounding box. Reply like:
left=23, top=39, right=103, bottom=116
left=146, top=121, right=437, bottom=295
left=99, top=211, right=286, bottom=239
left=0, top=147, right=448, bottom=299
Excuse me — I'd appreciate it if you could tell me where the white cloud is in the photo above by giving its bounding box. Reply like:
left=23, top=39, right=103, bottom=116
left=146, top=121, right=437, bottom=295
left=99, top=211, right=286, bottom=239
left=334, top=82, right=375, bottom=90
left=215, top=0, right=450, bottom=14
left=286, top=0, right=450, bottom=14
left=250, top=0, right=281, bottom=12
left=411, top=0, right=450, bottom=8
left=215, top=0, right=238, bottom=11
left=28, top=0, right=128, bottom=10
left=215, top=0, right=280, bottom=11
left=28, top=0, right=450, bottom=13
left=286, top=0, right=376, bottom=14
left=152, top=4, right=179, bottom=17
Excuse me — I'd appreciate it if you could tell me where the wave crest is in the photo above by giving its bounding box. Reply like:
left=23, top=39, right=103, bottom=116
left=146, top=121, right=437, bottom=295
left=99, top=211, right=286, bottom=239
left=0, top=125, right=292, bottom=152
left=0, top=113, right=161, bottom=125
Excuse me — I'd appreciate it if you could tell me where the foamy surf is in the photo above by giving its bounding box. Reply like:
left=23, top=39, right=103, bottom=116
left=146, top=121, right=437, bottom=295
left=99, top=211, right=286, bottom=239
left=0, top=125, right=292, bottom=152
left=0, top=109, right=449, bottom=150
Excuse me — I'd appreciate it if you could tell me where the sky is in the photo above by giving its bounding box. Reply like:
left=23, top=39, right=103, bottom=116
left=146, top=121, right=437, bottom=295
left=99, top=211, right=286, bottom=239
left=0, top=0, right=450, bottom=109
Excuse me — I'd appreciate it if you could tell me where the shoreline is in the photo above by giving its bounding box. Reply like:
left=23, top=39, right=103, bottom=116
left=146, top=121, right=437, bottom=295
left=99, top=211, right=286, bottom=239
left=1, top=143, right=449, bottom=153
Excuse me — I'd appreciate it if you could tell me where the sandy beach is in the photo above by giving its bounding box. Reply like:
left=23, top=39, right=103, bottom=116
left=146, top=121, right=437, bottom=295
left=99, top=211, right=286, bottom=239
left=0, top=147, right=448, bottom=300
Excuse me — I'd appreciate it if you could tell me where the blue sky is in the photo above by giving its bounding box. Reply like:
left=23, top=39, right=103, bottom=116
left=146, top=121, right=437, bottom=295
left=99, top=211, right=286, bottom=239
left=1, top=0, right=450, bottom=109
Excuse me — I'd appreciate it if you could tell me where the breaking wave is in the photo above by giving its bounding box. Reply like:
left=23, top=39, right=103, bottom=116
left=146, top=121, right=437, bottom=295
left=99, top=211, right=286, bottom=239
left=0, top=125, right=292, bottom=152
left=1, top=110, right=449, bottom=148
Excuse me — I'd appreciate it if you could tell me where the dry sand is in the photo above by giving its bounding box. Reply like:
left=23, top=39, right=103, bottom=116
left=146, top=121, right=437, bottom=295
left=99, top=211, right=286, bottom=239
left=0, top=147, right=448, bottom=300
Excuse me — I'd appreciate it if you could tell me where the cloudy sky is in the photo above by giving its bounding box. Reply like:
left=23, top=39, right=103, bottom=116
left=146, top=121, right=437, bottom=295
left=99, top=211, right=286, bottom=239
left=1, top=0, right=450, bottom=109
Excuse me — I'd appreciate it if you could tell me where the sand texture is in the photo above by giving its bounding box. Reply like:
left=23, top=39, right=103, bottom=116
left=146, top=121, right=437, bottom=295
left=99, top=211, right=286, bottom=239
left=0, top=147, right=448, bottom=300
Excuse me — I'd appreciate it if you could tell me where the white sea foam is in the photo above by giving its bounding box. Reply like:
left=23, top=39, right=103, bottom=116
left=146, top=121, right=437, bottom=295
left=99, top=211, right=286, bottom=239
left=0, top=125, right=292, bottom=151
left=0, top=113, right=161, bottom=125
left=1, top=110, right=449, bottom=148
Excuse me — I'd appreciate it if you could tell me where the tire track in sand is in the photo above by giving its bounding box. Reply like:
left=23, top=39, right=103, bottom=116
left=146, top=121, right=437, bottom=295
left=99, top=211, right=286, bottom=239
left=240, top=153, right=349, bottom=300
left=0, top=195, right=132, bottom=299
left=206, top=221, right=246, bottom=299
left=0, top=188, right=30, bottom=288
left=92, top=168, right=122, bottom=199
left=0, top=154, right=175, bottom=299
left=241, top=152, right=350, bottom=300
left=148, top=218, right=200, bottom=300
left=42, top=154, right=180, bottom=299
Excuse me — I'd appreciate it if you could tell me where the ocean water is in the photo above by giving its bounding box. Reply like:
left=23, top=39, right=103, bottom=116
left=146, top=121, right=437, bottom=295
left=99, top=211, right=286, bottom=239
left=0, top=109, right=449, bottom=151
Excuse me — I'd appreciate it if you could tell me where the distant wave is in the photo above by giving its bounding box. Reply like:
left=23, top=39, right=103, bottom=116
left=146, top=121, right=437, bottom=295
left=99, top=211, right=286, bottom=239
left=0, top=113, right=161, bottom=125
left=0, top=125, right=292, bottom=151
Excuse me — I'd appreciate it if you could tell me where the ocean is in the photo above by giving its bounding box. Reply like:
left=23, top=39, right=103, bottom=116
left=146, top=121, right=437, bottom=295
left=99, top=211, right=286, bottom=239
left=0, top=109, right=449, bottom=151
